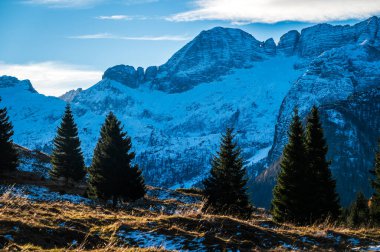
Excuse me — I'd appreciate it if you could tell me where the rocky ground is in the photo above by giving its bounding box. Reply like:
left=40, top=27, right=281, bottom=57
left=0, top=173, right=380, bottom=251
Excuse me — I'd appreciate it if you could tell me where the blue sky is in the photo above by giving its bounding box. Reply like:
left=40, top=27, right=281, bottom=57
left=1, top=0, right=380, bottom=96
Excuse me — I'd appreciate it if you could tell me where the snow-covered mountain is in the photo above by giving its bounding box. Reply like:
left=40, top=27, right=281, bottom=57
left=1, top=17, right=379, bottom=206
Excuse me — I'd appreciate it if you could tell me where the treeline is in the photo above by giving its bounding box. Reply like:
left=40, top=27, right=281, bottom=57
left=1, top=99, right=380, bottom=227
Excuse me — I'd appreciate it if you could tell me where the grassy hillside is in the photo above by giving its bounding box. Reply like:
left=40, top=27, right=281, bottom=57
left=0, top=181, right=380, bottom=251
left=0, top=147, right=378, bottom=251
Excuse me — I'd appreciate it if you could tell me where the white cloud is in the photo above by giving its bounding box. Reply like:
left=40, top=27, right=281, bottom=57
left=68, top=33, right=191, bottom=41
left=68, top=33, right=114, bottom=39
left=23, top=0, right=103, bottom=8
left=0, top=61, right=102, bottom=96
left=96, top=15, right=134, bottom=20
left=168, top=0, right=380, bottom=23
left=23, top=0, right=159, bottom=8
left=96, top=15, right=149, bottom=21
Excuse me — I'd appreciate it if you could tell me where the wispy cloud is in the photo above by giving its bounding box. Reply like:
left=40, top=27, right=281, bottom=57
left=0, top=61, right=102, bottom=96
left=96, top=15, right=133, bottom=20
left=168, top=0, right=380, bottom=23
left=23, top=0, right=159, bottom=8
left=96, top=15, right=148, bottom=21
left=68, top=33, right=114, bottom=39
left=68, top=33, right=191, bottom=41
left=23, top=0, right=104, bottom=8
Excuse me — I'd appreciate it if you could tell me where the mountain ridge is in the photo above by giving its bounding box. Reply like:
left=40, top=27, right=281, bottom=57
left=1, top=16, right=379, bottom=207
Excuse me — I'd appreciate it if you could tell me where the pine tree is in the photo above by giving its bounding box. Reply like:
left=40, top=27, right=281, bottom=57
left=272, top=108, right=311, bottom=224
left=88, top=112, right=145, bottom=207
left=347, top=192, right=369, bottom=227
left=370, top=140, right=380, bottom=224
left=202, top=128, right=252, bottom=219
left=0, top=98, right=18, bottom=172
left=49, top=104, right=86, bottom=183
left=305, top=106, right=340, bottom=222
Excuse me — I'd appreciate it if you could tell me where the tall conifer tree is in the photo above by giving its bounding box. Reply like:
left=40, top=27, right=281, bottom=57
left=305, top=106, right=340, bottom=221
left=202, top=128, right=252, bottom=218
left=50, top=104, right=86, bottom=183
left=0, top=98, right=18, bottom=172
left=347, top=192, right=369, bottom=227
left=272, top=108, right=311, bottom=224
left=88, top=112, right=145, bottom=207
left=370, top=140, right=380, bottom=224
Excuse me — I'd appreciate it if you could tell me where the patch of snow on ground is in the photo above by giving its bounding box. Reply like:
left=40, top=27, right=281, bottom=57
left=347, top=238, right=360, bottom=246
left=280, top=241, right=299, bottom=250
left=0, top=185, right=91, bottom=204
left=117, top=229, right=206, bottom=251
left=147, top=187, right=200, bottom=204
left=353, top=245, right=380, bottom=251
left=247, top=146, right=272, bottom=165
left=4, top=234, right=13, bottom=241
left=326, top=232, right=341, bottom=244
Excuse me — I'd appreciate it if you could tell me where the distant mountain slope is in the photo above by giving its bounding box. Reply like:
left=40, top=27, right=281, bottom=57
left=0, top=17, right=379, bottom=202
left=253, top=88, right=380, bottom=208
left=254, top=41, right=380, bottom=207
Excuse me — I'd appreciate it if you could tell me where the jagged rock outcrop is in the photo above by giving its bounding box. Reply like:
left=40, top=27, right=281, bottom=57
left=59, top=88, right=83, bottom=102
left=297, top=16, right=379, bottom=57
left=277, top=30, right=300, bottom=56
left=102, top=65, right=143, bottom=88
left=144, top=66, right=158, bottom=81
left=276, top=16, right=380, bottom=58
left=264, top=38, right=276, bottom=56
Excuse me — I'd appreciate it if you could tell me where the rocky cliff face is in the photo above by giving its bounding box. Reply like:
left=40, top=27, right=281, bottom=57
left=268, top=42, right=380, bottom=165
left=253, top=17, right=380, bottom=208
left=277, top=16, right=380, bottom=58
left=1, top=17, right=379, bottom=202
left=253, top=88, right=380, bottom=208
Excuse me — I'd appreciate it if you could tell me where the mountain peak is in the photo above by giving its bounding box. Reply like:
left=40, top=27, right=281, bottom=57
left=102, top=65, right=145, bottom=89
left=151, top=26, right=270, bottom=92
left=59, top=88, right=83, bottom=102
left=100, top=17, right=380, bottom=94
left=0, top=75, right=37, bottom=93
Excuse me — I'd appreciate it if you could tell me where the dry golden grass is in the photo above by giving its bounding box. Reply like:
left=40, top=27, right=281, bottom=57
left=0, top=187, right=380, bottom=251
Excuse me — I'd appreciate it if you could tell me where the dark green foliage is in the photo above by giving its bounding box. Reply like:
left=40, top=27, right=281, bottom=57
left=370, top=140, right=380, bottom=224
left=272, top=108, right=311, bottom=225
left=272, top=107, right=341, bottom=225
left=50, top=104, right=86, bottom=183
left=0, top=98, right=18, bottom=172
left=202, top=128, right=252, bottom=218
left=88, top=112, right=145, bottom=207
left=305, top=106, right=340, bottom=221
left=347, top=192, right=369, bottom=227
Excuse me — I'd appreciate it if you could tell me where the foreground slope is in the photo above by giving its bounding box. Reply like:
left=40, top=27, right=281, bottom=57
left=1, top=184, right=380, bottom=251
